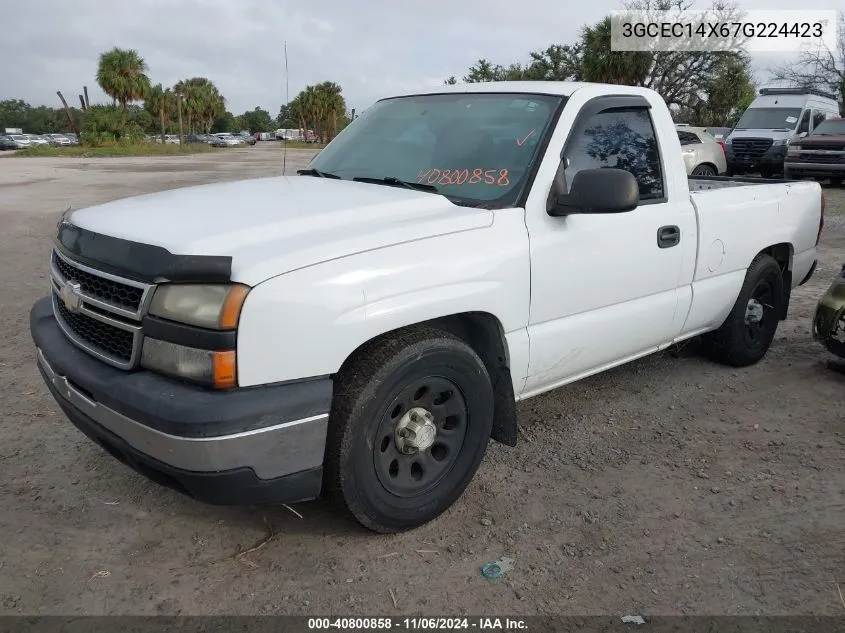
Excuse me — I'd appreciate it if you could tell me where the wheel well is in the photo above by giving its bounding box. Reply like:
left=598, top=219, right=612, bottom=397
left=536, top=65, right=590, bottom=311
left=695, top=162, right=719, bottom=173
left=334, top=313, right=519, bottom=448
left=759, top=243, right=793, bottom=320
left=423, top=313, right=518, bottom=447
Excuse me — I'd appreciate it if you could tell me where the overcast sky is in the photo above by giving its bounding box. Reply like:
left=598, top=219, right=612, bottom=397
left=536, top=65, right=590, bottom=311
left=1, top=0, right=814, bottom=117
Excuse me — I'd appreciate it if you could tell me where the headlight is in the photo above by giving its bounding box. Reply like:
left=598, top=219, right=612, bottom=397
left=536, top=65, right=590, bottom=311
left=772, top=139, right=788, bottom=146
left=148, top=284, right=250, bottom=330
left=141, top=338, right=236, bottom=389
left=724, top=138, right=732, bottom=145
left=787, top=145, right=800, bottom=155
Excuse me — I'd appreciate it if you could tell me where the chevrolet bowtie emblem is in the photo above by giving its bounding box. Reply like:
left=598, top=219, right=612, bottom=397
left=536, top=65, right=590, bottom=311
left=59, top=280, right=82, bottom=312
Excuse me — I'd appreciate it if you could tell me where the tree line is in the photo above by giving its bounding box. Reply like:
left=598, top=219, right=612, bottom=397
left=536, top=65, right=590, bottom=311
left=0, top=47, right=350, bottom=145
left=444, top=1, right=844, bottom=122
left=444, top=0, right=762, bottom=127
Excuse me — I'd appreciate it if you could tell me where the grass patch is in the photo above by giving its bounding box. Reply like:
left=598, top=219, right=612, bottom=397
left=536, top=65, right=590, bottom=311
left=14, top=143, right=218, bottom=158
left=273, top=141, right=325, bottom=150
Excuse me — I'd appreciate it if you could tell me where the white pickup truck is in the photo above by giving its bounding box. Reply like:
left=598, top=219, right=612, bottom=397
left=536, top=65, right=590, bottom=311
left=30, top=82, right=824, bottom=533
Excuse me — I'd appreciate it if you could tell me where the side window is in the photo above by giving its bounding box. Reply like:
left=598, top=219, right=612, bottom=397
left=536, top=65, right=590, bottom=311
left=811, top=110, right=827, bottom=130
left=797, top=109, right=811, bottom=134
left=677, top=131, right=699, bottom=146
left=565, top=107, right=665, bottom=202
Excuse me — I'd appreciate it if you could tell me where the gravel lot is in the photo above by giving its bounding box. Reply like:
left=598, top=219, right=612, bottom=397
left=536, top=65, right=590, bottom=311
left=1, top=142, right=844, bottom=616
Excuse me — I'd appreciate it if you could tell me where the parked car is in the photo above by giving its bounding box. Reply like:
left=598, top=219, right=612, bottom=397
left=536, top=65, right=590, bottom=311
left=0, top=135, right=18, bottom=150
left=62, top=133, right=80, bottom=146
left=725, top=87, right=840, bottom=177
left=211, top=133, right=243, bottom=147
left=45, top=134, right=72, bottom=147
left=24, top=134, right=49, bottom=146
left=233, top=132, right=256, bottom=146
left=186, top=134, right=212, bottom=144
left=7, top=134, right=31, bottom=149
left=30, top=82, right=824, bottom=533
left=784, top=117, right=845, bottom=186
left=676, top=126, right=727, bottom=176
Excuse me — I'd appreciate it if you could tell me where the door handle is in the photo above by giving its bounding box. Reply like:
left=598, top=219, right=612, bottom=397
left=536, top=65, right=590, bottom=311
left=657, top=225, right=681, bottom=248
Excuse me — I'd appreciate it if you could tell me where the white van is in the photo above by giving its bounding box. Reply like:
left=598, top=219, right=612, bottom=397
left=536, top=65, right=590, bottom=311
left=725, top=88, right=839, bottom=177
left=275, top=128, right=304, bottom=141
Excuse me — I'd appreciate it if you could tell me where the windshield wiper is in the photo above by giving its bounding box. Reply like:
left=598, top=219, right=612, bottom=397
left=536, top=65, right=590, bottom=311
left=297, top=168, right=340, bottom=179
left=352, top=176, right=439, bottom=193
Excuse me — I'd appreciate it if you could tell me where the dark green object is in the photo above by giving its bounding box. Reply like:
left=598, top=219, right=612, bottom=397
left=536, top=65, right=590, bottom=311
left=813, top=264, right=845, bottom=358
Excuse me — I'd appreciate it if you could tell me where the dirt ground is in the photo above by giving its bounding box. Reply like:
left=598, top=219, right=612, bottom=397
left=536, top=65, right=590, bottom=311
left=0, top=142, right=843, bottom=616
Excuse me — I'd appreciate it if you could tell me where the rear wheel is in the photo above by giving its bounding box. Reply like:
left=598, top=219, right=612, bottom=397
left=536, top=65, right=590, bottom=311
left=830, top=177, right=843, bottom=187
left=701, top=254, right=784, bottom=367
left=324, top=326, right=494, bottom=533
left=691, top=164, right=717, bottom=177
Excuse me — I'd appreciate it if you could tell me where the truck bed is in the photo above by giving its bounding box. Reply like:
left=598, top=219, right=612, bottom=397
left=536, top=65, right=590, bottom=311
left=688, top=175, right=792, bottom=191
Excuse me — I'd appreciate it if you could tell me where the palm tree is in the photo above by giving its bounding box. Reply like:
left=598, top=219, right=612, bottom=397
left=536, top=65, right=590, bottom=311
left=290, top=82, right=346, bottom=143
left=580, top=18, right=650, bottom=86
left=174, top=78, right=225, bottom=133
left=144, top=84, right=174, bottom=143
left=96, top=48, right=151, bottom=116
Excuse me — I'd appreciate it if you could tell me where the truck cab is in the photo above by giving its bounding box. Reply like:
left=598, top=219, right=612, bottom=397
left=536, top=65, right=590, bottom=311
left=726, top=87, right=840, bottom=177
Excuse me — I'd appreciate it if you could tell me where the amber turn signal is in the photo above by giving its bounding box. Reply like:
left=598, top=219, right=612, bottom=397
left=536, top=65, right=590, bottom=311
left=212, top=350, right=237, bottom=389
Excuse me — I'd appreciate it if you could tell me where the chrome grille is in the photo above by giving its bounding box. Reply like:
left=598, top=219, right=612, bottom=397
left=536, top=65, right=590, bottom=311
left=50, top=249, right=153, bottom=369
left=731, top=137, right=774, bottom=161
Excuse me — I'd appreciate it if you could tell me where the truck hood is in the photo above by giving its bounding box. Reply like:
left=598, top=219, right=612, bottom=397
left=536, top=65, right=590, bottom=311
left=727, top=129, right=793, bottom=143
left=67, top=175, right=494, bottom=285
left=796, top=135, right=845, bottom=148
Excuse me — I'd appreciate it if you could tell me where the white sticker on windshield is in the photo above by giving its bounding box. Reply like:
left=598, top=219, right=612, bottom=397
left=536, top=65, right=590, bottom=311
left=785, top=116, right=798, bottom=124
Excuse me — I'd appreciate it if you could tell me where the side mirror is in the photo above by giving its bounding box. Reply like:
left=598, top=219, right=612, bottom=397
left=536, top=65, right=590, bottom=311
left=548, top=168, right=639, bottom=217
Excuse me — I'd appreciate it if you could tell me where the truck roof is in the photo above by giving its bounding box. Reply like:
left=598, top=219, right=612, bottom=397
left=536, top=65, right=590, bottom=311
left=389, top=81, right=660, bottom=100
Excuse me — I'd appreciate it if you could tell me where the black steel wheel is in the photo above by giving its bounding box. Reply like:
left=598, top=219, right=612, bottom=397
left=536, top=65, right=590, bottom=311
left=701, top=253, right=783, bottom=367
left=324, top=326, right=494, bottom=533
left=742, top=279, right=774, bottom=353
left=373, top=376, right=468, bottom=498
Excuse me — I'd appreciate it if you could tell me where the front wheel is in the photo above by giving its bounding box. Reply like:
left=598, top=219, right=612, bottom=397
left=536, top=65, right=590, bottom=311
left=324, top=326, right=494, bottom=533
left=700, top=254, right=784, bottom=367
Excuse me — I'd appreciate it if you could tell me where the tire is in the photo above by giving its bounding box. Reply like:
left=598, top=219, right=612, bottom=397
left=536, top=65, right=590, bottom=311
left=324, top=326, right=494, bottom=533
left=691, top=164, right=717, bottom=177
left=830, top=178, right=843, bottom=187
left=700, top=254, right=784, bottom=367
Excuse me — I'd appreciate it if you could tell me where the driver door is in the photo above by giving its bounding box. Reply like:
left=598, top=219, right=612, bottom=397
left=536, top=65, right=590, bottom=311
left=522, top=95, right=695, bottom=395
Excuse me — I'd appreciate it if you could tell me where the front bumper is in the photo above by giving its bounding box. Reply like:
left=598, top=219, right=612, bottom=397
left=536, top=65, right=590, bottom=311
left=30, top=296, right=333, bottom=505
left=783, top=160, right=845, bottom=179
left=726, top=145, right=787, bottom=172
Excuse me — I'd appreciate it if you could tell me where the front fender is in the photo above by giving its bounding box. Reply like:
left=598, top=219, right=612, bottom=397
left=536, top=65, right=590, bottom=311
left=236, top=211, right=530, bottom=387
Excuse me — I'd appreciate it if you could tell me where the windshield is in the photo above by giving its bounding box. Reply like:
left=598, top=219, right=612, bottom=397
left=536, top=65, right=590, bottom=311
left=811, top=120, right=845, bottom=136
left=10, top=135, right=25, bottom=140
left=307, top=92, right=564, bottom=207
left=735, top=107, right=802, bottom=130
